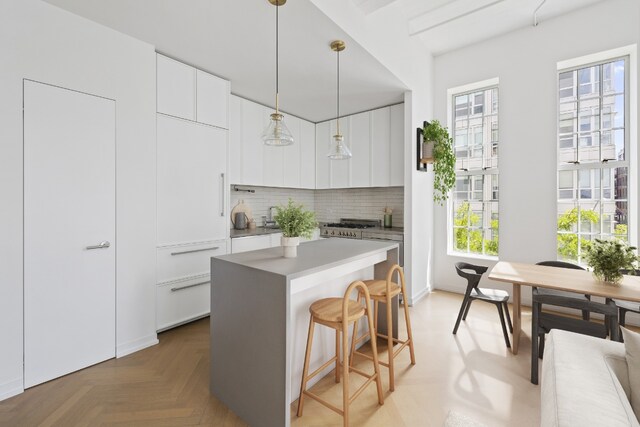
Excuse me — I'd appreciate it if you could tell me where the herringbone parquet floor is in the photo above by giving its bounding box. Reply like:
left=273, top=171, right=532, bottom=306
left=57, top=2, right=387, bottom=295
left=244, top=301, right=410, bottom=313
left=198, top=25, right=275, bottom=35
left=0, top=319, right=246, bottom=427
left=0, top=291, right=574, bottom=426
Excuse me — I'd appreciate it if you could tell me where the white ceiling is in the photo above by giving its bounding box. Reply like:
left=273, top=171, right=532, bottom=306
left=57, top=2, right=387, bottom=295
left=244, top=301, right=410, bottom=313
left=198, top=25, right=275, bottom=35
left=44, top=0, right=407, bottom=123
left=353, top=0, right=609, bottom=55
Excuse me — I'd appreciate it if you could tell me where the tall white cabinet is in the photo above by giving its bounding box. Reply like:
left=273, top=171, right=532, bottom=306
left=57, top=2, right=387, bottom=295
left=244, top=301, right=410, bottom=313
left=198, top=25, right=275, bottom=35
left=156, top=54, right=230, bottom=331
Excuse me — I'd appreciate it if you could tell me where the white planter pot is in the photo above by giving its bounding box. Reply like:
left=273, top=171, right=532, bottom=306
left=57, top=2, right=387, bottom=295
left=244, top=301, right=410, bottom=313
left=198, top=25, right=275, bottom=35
left=281, top=236, right=300, bottom=258
left=421, top=140, right=434, bottom=163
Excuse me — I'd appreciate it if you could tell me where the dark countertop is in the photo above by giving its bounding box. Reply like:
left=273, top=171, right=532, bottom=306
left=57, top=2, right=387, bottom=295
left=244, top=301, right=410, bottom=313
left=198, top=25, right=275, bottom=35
left=229, top=227, right=283, bottom=238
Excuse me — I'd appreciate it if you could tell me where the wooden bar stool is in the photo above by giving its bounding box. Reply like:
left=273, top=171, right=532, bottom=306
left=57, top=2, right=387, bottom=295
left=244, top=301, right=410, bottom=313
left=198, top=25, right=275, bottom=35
left=297, top=280, right=384, bottom=426
left=350, top=264, right=416, bottom=391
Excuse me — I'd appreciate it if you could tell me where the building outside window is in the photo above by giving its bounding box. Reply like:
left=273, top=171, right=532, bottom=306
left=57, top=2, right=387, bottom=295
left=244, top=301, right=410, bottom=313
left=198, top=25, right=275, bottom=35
left=450, top=85, right=499, bottom=257
left=557, top=57, right=629, bottom=263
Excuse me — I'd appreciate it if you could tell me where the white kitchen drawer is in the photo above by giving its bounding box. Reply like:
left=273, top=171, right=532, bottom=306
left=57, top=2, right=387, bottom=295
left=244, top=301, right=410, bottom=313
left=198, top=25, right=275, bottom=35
left=157, top=275, right=210, bottom=332
left=231, top=234, right=272, bottom=254
left=270, top=233, right=283, bottom=247
left=157, top=240, right=227, bottom=283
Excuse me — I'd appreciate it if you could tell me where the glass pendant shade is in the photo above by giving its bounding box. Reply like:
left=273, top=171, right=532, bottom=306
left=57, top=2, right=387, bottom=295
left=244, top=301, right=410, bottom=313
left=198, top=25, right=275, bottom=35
left=327, top=133, right=352, bottom=160
left=262, top=113, right=294, bottom=146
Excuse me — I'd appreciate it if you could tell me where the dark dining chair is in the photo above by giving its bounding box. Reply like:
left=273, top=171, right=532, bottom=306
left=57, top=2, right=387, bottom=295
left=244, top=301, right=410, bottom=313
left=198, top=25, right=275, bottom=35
left=453, top=262, right=512, bottom=348
left=535, top=261, right=591, bottom=320
left=614, top=269, right=640, bottom=336
left=530, top=260, right=620, bottom=384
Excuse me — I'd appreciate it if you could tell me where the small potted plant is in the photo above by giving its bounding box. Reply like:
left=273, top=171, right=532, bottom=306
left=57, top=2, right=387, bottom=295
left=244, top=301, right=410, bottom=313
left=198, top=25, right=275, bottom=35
left=584, top=238, right=638, bottom=285
left=274, top=199, right=317, bottom=258
left=423, top=120, right=456, bottom=204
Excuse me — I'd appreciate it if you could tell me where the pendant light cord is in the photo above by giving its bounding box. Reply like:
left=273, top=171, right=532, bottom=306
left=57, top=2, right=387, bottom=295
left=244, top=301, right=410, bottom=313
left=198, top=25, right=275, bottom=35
left=336, top=48, right=340, bottom=135
left=275, top=3, right=279, bottom=113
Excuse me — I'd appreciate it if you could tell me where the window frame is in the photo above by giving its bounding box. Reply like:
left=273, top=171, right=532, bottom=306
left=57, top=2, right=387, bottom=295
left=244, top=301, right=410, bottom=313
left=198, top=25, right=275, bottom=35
left=556, top=47, right=637, bottom=264
left=446, top=78, right=500, bottom=260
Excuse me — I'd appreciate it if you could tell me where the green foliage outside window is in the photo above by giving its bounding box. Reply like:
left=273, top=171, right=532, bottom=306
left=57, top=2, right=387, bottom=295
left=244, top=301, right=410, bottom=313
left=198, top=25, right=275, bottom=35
left=557, top=207, right=628, bottom=262
left=453, top=202, right=498, bottom=256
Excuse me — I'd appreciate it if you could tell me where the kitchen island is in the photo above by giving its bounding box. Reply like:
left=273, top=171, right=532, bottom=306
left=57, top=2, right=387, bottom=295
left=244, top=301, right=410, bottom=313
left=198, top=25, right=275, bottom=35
left=210, top=238, right=399, bottom=427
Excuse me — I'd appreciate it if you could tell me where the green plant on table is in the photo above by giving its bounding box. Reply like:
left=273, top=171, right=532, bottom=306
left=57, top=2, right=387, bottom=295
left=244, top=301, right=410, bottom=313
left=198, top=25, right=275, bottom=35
left=274, top=199, right=317, bottom=239
left=584, top=238, right=638, bottom=284
left=424, top=120, right=456, bottom=205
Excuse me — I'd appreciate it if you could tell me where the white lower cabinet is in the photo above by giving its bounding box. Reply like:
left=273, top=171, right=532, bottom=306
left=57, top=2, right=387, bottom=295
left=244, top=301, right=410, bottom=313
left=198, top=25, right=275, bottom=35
left=157, top=275, right=211, bottom=332
left=231, top=234, right=273, bottom=254
left=156, top=239, right=227, bottom=331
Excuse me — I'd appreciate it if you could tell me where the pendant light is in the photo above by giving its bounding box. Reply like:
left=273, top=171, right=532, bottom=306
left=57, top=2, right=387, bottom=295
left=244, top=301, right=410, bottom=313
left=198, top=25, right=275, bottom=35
left=262, top=0, right=294, bottom=146
left=327, top=40, right=351, bottom=160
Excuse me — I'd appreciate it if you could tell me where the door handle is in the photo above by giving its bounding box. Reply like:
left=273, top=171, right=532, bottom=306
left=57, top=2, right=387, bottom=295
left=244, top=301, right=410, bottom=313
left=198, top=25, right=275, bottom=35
left=86, top=241, right=111, bottom=250
left=220, top=173, right=225, bottom=217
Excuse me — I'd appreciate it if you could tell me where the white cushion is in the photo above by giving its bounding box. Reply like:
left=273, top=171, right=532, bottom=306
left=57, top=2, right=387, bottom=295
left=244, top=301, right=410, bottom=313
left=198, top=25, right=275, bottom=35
left=542, top=330, right=639, bottom=427
left=622, top=327, right=640, bottom=420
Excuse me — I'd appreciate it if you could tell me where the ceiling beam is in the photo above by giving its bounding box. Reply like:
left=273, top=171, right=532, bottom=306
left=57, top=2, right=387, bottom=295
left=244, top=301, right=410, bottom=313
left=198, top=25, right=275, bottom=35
left=408, top=0, right=507, bottom=36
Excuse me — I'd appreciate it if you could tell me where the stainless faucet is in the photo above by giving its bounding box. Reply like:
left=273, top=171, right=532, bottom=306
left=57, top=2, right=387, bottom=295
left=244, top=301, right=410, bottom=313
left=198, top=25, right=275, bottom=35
left=264, top=206, right=277, bottom=228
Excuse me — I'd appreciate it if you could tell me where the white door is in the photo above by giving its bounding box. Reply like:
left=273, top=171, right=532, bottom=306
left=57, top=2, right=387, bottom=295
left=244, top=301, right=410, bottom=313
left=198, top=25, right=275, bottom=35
left=23, top=80, right=116, bottom=388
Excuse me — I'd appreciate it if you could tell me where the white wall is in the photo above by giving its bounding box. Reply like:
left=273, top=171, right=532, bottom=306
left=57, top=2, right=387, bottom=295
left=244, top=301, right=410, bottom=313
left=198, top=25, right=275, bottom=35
left=311, top=0, right=435, bottom=304
left=432, top=0, right=640, bottom=304
left=0, top=0, right=157, bottom=400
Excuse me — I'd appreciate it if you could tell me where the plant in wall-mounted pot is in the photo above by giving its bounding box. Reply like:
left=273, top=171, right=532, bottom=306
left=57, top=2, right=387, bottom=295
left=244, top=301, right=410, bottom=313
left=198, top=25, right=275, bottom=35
left=274, top=199, right=318, bottom=258
left=584, top=238, right=638, bottom=285
left=423, top=120, right=456, bottom=205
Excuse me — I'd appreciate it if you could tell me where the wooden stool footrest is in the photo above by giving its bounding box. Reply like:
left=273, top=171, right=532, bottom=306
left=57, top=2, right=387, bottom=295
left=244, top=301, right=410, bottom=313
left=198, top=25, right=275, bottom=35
left=303, top=390, right=343, bottom=416
left=349, top=374, right=379, bottom=404
left=306, top=356, right=338, bottom=383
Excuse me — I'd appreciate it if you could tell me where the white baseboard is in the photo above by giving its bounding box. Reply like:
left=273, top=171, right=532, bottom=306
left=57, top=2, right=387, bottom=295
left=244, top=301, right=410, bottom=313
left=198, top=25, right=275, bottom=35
left=0, top=377, right=23, bottom=402
left=409, top=287, right=430, bottom=306
left=116, top=334, right=159, bottom=358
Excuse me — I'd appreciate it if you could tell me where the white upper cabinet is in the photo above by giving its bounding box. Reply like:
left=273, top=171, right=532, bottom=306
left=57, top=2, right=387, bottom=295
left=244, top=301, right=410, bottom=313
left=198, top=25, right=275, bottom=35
left=350, top=111, right=371, bottom=188
left=389, top=103, right=405, bottom=186
left=299, top=120, right=316, bottom=189
left=229, top=96, right=315, bottom=188
left=315, top=104, right=404, bottom=189
left=157, top=54, right=229, bottom=129
left=157, top=54, right=196, bottom=121
left=196, top=70, right=229, bottom=129
left=371, top=107, right=391, bottom=187
left=315, top=121, right=331, bottom=189
left=283, top=115, right=301, bottom=188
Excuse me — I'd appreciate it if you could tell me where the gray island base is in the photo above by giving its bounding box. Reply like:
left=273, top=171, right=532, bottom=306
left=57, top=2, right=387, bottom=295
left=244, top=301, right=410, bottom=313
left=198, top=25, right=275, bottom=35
left=210, top=238, right=399, bottom=427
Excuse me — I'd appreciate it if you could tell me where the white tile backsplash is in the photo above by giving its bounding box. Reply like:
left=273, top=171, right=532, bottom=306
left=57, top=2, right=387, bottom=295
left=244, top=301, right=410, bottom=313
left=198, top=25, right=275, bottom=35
left=230, top=186, right=315, bottom=228
left=229, top=185, right=404, bottom=229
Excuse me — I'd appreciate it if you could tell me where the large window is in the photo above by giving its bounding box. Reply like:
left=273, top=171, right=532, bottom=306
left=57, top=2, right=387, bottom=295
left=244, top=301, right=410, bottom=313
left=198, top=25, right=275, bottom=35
left=450, top=85, right=499, bottom=257
left=557, top=57, right=629, bottom=263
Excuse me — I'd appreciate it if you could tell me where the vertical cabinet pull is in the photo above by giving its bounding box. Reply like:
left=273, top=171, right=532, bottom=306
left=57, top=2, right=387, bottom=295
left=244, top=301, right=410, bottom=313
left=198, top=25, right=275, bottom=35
left=220, top=173, right=225, bottom=217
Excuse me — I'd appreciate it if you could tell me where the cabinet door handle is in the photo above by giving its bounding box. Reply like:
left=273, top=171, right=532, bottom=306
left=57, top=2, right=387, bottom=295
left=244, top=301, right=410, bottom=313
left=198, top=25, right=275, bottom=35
left=86, top=241, right=111, bottom=250
left=170, top=246, right=220, bottom=256
left=220, top=173, right=225, bottom=217
left=170, top=280, right=210, bottom=292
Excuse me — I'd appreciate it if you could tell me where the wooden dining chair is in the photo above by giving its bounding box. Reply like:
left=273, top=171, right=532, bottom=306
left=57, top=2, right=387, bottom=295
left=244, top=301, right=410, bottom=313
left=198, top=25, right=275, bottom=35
left=452, top=262, right=512, bottom=348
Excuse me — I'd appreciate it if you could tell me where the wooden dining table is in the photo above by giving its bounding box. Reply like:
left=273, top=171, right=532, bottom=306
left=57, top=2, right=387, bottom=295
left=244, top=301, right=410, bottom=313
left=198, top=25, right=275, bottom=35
left=489, top=261, right=640, bottom=355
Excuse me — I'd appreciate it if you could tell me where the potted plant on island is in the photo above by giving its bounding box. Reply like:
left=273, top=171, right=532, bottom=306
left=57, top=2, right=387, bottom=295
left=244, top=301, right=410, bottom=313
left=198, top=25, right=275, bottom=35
left=423, top=120, right=456, bottom=204
left=274, top=199, right=318, bottom=258
left=584, top=238, right=639, bottom=285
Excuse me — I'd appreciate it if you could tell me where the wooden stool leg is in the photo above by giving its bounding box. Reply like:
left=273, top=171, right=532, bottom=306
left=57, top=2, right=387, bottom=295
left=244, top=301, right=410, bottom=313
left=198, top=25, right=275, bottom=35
left=342, top=320, right=350, bottom=427
left=349, top=319, right=358, bottom=367
left=386, top=295, right=395, bottom=391
left=365, top=299, right=384, bottom=405
left=297, top=317, right=315, bottom=417
left=373, top=300, right=379, bottom=333
left=401, top=288, right=416, bottom=365
left=335, top=329, right=341, bottom=383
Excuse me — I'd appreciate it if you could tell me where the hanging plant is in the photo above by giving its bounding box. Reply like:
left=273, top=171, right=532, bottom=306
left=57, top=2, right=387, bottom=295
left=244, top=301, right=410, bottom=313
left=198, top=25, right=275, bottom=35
left=424, top=120, right=456, bottom=204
